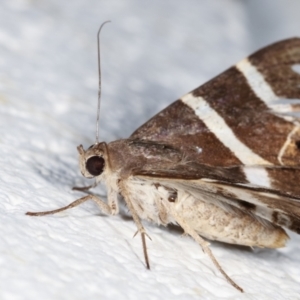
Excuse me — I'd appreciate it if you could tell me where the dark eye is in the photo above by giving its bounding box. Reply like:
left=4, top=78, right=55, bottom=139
left=86, top=156, right=105, bottom=176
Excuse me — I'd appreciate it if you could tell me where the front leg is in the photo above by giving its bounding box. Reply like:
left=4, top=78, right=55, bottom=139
left=119, top=180, right=151, bottom=269
left=72, top=180, right=100, bottom=192
left=26, top=194, right=114, bottom=216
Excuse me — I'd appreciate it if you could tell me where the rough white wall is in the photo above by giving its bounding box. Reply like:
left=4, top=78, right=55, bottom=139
left=0, top=1, right=300, bottom=299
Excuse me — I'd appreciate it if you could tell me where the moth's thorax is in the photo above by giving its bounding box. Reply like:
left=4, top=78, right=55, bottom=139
left=106, top=138, right=183, bottom=177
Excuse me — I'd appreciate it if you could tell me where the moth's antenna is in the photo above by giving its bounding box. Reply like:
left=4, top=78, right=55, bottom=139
left=95, top=20, right=111, bottom=144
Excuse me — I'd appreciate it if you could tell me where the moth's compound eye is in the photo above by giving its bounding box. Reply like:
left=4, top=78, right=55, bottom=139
left=295, top=140, right=300, bottom=150
left=86, top=156, right=105, bottom=176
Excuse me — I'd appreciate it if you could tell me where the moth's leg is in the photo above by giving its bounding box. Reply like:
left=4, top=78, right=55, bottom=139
left=72, top=181, right=99, bottom=192
left=72, top=185, right=94, bottom=192
left=26, top=194, right=113, bottom=216
left=119, top=181, right=151, bottom=269
left=168, top=205, right=243, bottom=293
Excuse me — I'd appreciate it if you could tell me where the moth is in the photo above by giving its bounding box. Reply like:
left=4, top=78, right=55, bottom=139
left=27, top=24, right=300, bottom=293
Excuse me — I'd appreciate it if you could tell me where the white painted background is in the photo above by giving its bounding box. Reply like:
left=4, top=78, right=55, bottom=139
left=1, top=1, right=300, bottom=299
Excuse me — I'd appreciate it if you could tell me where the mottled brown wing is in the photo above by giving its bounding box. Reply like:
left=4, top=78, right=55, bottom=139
left=131, top=38, right=300, bottom=167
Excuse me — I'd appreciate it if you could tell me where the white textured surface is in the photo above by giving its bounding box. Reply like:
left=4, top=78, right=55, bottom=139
left=1, top=1, right=300, bottom=299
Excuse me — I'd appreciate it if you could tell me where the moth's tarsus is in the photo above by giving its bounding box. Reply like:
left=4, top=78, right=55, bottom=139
left=72, top=180, right=99, bottom=193
left=26, top=195, right=95, bottom=216
left=72, top=185, right=94, bottom=191
left=141, top=232, right=150, bottom=270
left=132, top=229, right=151, bottom=269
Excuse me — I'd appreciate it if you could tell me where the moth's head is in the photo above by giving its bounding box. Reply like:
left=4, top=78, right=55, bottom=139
left=77, top=142, right=108, bottom=179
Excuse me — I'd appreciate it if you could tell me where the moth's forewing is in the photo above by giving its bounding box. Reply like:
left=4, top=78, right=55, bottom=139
left=131, top=38, right=300, bottom=167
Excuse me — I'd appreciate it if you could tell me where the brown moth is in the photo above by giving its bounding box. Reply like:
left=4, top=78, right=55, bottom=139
left=27, top=24, right=300, bottom=292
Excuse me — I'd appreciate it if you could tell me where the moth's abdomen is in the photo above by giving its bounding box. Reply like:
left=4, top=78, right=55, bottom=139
left=176, top=192, right=288, bottom=248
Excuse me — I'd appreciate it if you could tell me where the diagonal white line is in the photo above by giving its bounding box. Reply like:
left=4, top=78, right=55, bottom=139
left=242, top=166, right=271, bottom=188
left=181, top=93, right=272, bottom=165
left=236, top=58, right=279, bottom=104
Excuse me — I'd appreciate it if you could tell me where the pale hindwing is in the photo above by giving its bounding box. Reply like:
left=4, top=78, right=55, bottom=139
left=134, top=164, right=300, bottom=235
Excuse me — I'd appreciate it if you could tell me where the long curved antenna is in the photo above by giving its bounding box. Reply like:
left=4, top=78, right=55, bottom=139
left=96, top=20, right=111, bottom=144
